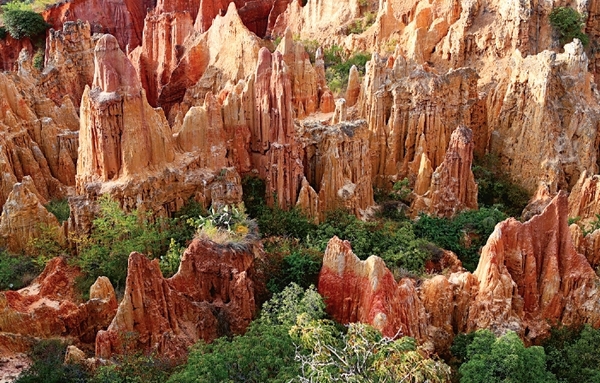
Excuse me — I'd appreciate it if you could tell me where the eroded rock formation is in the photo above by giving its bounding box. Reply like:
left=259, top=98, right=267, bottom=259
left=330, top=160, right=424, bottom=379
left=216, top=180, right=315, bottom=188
left=297, top=119, right=374, bottom=222
left=411, top=126, right=478, bottom=217
left=0, top=258, right=117, bottom=349
left=43, top=0, right=155, bottom=52
left=320, top=193, right=600, bottom=351
left=358, top=51, right=480, bottom=188
left=487, top=41, right=600, bottom=192
left=0, top=176, right=62, bottom=254
left=96, top=238, right=259, bottom=359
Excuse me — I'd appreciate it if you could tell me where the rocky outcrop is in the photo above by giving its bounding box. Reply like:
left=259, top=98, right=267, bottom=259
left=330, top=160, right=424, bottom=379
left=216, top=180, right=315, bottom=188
left=570, top=224, right=600, bottom=269
left=0, top=71, right=73, bottom=208
left=318, top=236, right=429, bottom=341
left=41, top=21, right=97, bottom=107
left=77, top=34, right=175, bottom=187
left=0, top=258, right=117, bottom=348
left=75, top=33, right=245, bottom=226
left=129, top=8, right=195, bottom=107
left=568, top=171, right=600, bottom=223
left=469, top=192, right=600, bottom=339
left=297, top=120, right=374, bottom=222
left=196, top=0, right=292, bottom=37
left=487, top=41, right=600, bottom=192
left=0, top=35, right=33, bottom=72
left=163, top=3, right=264, bottom=114
left=319, top=193, right=600, bottom=351
left=276, top=29, right=331, bottom=116
left=0, top=177, right=62, bottom=254
left=253, top=47, right=304, bottom=209
left=411, top=126, right=478, bottom=218
left=358, top=52, right=480, bottom=188
left=43, top=0, right=155, bottom=52
left=96, top=238, right=259, bottom=359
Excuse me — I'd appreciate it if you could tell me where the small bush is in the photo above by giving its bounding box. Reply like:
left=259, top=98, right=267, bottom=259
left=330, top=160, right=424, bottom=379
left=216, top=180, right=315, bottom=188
left=0, top=26, right=7, bottom=39
left=188, top=203, right=258, bottom=247
left=90, top=353, right=177, bottom=383
left=262, top=238, right=322, bottom=293
left=45, top=198, right=70, bottom=223
left=32, top=48, right=43, bottom=69
left=0, top=250, right=40, bottom=290
left=241, top=175, right=266, bottom=218
left=15, top=339, right=89, bottom=383
left=542, top=324, right=600, bottom=383
left=414, top=207, right=507, bottom=271
left=346, top=11, right=376, bottom=35
left=325, top=50, right=371, bottom=94
left=312, top=210, right=431, bottom=274
left=74, top=195, right=169, bottom=294
left=26, top=223, right=67, bottom=266
left=1, top=1, right=48, bottom=40
left=549, top=6, right=589, bottom=47
left=473, top=153, right=530, bottom=218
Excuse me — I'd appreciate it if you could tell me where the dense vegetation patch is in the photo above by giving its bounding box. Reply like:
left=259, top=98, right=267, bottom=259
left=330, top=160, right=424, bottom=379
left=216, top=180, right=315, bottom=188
left=452, top=330, right=557, bottom=383
left=472, top=154, right=530, bottom=218
left=414, top=207, right=506, bottom=271
left=45, top=198, right=70, bottom=223
left=15, top=340, right=89, bottom=383
left=1, top=1, right=48, bottom=40
left=549, top=6, right=589, bottom=47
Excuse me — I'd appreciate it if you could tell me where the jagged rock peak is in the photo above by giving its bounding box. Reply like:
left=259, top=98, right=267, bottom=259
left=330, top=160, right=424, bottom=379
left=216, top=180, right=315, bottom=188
left=93, top=34, right=141, bottom=94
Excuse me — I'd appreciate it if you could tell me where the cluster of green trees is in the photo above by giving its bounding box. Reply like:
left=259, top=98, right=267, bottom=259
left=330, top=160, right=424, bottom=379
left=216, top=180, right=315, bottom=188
left=0, top=0, right=48, bottom=40
left=450, top=325, right=600, bottom=383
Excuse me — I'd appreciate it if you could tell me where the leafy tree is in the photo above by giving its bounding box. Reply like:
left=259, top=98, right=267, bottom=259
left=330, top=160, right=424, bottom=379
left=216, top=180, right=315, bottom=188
left=292, top=320, right=451, bottom=382
left=549, top=6, right=589, bottom=47
left=74, top=195, right=169, bottom=294
left=168, top=284, right=325, bottom=383
left=414, top=207, right=506, bottom=271
left=543, top=324, right=600, bottom=383
left=1, top=1, right=48, bottom=40
left=313, top=210, right=432, bottom=274
left=459, top=330, right=557, bottom=383
left=262, top=238, right=322, bottom=293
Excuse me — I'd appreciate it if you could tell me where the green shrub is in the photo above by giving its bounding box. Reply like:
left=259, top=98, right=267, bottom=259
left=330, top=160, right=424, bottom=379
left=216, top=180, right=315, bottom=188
left=263, top=238, right=322, bottom=293
left=255, top=204, right=317, bottom=239
left=542, top=324, right=600, bottom=383
left=45, top=198, right=70, bottom=223
left=169, top=284, right=325, bottom=383
left=1, top=1, right=48, bottom=40
left=473, top=153, right=530, bottom=218
left=293, top=320, right=451, bottom=382
left=241, top=175, right=266, bottom=218
left=414, top=207, right=507, bottom=271
left=313, top=210, right=431, bottom=274
left=0, top=26, right=7, bottom=39
left=32, top=48, right=43, bottom=69
left=549, top=7, right=589, bottom=47
left=325, top=50, right=371, bottom=94
left=346, top=11, right=376, bottom=35
left=74, top=195, right=169, bottom=294
left=163, top=197, right=205, bottom=248
left=15, top=339, right=89, bottom=383
left=0, top=250, right=40, bottom=290
left=26, top=223, right=67, bottom=267
left=458, top=330, right=556, bottom=383
left=188, top=203, right=258, bottom=247
left=159, top=238, right=184, bottom=278
left=90, top=353, right=177, bottom=383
